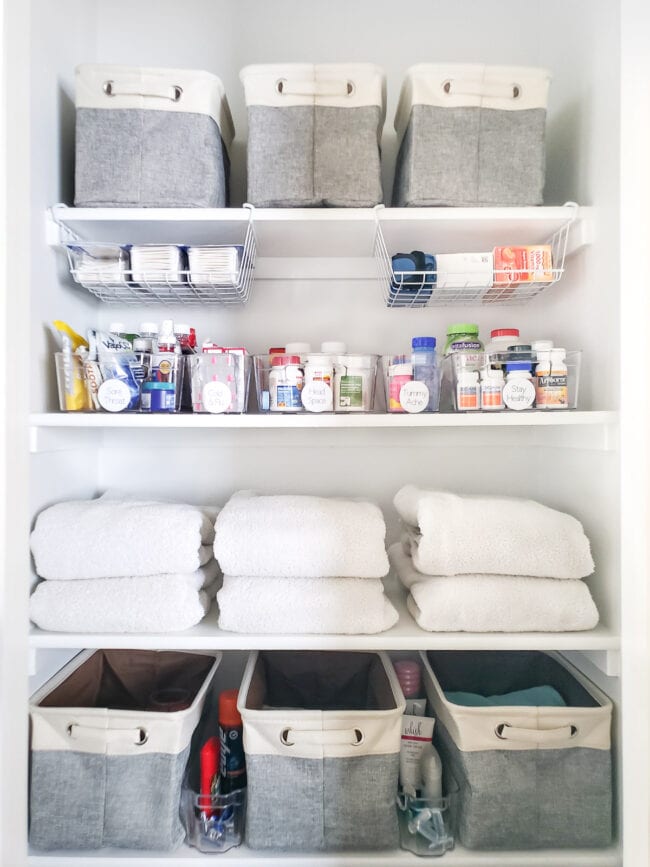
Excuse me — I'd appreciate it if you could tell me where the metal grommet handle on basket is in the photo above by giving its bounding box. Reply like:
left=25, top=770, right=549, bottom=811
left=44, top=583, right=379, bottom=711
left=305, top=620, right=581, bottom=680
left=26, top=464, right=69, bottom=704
left=279, top=727, right=364, bottom=747
left=442, top=79, right=520, bottom=99
left=67, top=723, right=149, bottom=746
left=495, top=722, right=578, bottom=743
left=275, top=78, right=355, bottom=97
left=103, top=80, right=183, bottom=102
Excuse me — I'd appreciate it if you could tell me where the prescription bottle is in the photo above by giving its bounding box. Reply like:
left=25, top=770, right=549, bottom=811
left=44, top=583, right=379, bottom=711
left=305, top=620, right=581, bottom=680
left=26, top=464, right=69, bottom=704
left=480, top=368, right=505, bottom=410
left=503, top=363, right=536, bottom=410
left=456, top=370, right=480, bottom=411
left=269, top=355, right=304, bottom=411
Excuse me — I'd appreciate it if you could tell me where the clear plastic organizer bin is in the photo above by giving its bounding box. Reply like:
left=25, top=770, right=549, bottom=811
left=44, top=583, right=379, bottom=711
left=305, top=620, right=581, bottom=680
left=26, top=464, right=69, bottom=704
left=55, top=351, right=185, bottom=413
left=181, top=787, right=246, bottom=854
left=443, top=349, right=581, bottom=412
left=254, top=354, right=379, bottom=413
left=381, top=355, right=441, bottom=413
left=397, top=793, right=455, bottom=857
left=190, top=353, right=251, bottom=414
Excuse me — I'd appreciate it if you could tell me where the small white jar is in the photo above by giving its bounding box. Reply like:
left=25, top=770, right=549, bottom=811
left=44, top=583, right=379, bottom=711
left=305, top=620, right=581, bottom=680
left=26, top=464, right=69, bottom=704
left=285, top=342, right=312, bottom=364
left=503, top=363, right=536, bottom=410
left=456, top=370, right=480, bottom=411
left=333, top=354, right=377, bottom=412
left=269, top=354, right=304, bottom=412
left=480, top=368, right=504, bottom=410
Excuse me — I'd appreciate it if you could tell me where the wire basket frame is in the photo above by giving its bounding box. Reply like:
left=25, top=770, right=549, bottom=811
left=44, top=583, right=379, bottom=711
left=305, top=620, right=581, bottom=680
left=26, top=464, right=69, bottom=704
left=375, top=210, right=574, bottom=308
left=66, top=218, right=256, bottom=306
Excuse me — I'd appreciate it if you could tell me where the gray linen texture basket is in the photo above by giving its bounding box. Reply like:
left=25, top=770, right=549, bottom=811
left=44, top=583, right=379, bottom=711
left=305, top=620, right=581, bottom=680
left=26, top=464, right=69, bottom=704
left=421, top=650, right=612, bottom=850
left=240, top=64, right=386, bottom=207
left=29, top=649, right=220, bottom=850
left=74, top=65, right=234, bottom=207
left=238, top=650, right=405, bottom=851
left=393, top=64, right=550, bottom=207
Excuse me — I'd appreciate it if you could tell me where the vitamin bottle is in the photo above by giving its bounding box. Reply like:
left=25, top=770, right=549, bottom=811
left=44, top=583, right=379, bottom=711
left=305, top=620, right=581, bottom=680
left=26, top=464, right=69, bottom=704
left=269, top=354, right=304, bottom=411
left=480, top=368, right=505, bottom=410
left=503, top=363, right=536, bottom=410
left=388, top=356, right=413, bottom=412
left=456, top=370, right=480, bottom=411
left=411, top=337, right=439, bottom=411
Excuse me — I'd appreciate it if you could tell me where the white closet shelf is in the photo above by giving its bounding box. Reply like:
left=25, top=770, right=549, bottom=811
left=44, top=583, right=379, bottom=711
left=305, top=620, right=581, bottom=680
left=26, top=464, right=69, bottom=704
left=29, top=586, right=620, bottom=654
left=29, top=410, right=616, bottom=430
left=47, top=204, right=591, bottom=259
left=26, top=844, right=622, bottom=865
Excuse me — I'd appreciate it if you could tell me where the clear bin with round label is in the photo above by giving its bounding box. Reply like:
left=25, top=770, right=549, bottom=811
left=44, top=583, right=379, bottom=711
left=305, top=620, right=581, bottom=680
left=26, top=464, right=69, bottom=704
left=190, top=353, right=251, bottom=414
left=382, top=355, right=441, bottom=414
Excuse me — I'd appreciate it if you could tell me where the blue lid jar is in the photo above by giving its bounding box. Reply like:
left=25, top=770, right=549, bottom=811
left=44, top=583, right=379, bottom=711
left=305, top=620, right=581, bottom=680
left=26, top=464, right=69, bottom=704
left=505, top=362, right=533, bottom=373
left=412, top=336, right=437, bottom=350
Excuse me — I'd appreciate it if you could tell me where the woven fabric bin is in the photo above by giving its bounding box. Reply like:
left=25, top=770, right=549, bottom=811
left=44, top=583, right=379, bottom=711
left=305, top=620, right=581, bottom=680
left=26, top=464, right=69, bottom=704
left=240, top=63, right=386, bottom=207
left=238, top=650, right=404, bottom=851
left=420, top=650, right=612, bottom=850
left=29, top=649, right=220, bottom=850
left=393, top=64, right=550, bottom=207
left=74, top=64, right=234, bottom=207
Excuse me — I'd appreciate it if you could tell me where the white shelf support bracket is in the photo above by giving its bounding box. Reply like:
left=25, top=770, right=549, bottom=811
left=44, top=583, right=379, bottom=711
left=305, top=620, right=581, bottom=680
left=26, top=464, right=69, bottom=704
left=563, top=649, right=621, bottom=678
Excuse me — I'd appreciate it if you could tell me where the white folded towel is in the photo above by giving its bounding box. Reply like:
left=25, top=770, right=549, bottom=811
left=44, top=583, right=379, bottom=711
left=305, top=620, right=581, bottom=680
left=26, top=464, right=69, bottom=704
left=214, top=491, right=389, bottom=578
left=394, top=486, right=594, bottom=579
left=216, top=576, right=398, bottom=634
left=389, top=541, right=425, bottom=589
left=30, top=497, right=216, bottom=579
left=29, top=572, right=213, bottom=633
left=406, top=573, right=599, bottom=633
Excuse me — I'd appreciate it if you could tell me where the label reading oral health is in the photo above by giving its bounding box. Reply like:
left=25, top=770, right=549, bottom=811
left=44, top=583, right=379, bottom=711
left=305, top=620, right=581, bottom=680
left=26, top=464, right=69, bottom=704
left=98, top=379, right=131, bottom=412
left=399, top=381, right=430, bottom=413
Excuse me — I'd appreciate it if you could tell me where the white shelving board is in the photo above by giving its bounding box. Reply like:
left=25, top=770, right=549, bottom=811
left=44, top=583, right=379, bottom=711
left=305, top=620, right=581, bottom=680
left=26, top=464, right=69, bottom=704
left=26, top=844, right=622, bottom=866
left=48, top=204, right=591, bottom=259
left=30, top=410, right=616, bottom=430
left=29, top=577, right=620, bottom=654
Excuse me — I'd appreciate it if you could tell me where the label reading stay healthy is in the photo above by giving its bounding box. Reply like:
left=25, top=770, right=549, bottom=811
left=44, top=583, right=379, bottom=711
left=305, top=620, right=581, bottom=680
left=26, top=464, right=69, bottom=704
left=301, top=381, right=333, bottom=413
left=339, top=375, right=363, bottom=408
left=399, top=381, right=430, bottom=413
left=97, top=379, right=131, bottom=412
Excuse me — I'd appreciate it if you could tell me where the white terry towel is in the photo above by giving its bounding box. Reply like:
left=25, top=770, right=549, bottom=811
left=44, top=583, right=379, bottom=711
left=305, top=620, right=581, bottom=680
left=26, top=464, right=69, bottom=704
left=394, top=486, right=594, bottom=579
left=389, top=541, right=426, bottom=589
left=30, top=497, right=216, bottom=579
left=407, top=572, right=599, bottom=633
left=29, top=568, right=217, bottom=633
left=214, top=491, right=389, bottom=578
left=217, top=576, right=398, bottom=634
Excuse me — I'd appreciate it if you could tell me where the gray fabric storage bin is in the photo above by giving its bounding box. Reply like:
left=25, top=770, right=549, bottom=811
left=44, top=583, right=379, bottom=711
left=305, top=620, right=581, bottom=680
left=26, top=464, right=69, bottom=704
left=240, top=64, right=386, bottom=207
left=29, top=649, right=220, bottom=850
left=238, top=650, right=404, bottom=851
left=74, top=65, right=234, bottom=207
left=393, top=64, right=550, bottom=207
left=421, top=650, right=612, bottom=850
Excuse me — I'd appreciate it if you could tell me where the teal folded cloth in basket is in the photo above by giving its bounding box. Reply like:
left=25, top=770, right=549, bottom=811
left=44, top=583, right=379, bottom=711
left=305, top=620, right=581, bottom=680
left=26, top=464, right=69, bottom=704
left=445, top=685, right=566, bottom=707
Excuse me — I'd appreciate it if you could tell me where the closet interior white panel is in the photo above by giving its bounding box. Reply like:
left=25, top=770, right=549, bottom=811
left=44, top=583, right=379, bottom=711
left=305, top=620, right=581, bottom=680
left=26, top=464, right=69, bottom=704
left=1, top=0, right=645, bottom=863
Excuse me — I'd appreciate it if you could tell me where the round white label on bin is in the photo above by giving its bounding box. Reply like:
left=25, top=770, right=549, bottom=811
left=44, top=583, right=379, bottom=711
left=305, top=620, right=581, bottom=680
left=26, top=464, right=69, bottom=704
left=301, top=382, right=333, bottom=413
left=399, top=382, right=430, bottom=413
left=98, top=379, right=131, bottom=412
left=202, top=381, right=232, bottom=414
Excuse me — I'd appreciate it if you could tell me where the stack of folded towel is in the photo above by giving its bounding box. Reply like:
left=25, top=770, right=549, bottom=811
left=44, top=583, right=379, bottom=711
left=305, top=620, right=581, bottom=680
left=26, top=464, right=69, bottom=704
left=389, top=485, right=599, bottom=632
left=29, top=495, right=219, bottom=632
left=214, top=490, right=398, bottom=634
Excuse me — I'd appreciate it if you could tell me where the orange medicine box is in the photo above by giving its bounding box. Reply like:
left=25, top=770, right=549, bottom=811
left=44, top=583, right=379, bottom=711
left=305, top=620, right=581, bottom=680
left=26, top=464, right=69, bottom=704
left=493, top=245, right=553, bottom=284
